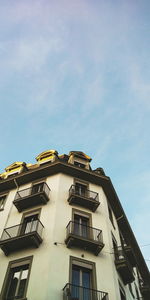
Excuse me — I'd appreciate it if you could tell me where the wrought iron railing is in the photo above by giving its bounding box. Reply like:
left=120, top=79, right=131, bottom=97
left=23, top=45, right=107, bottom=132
left=114, top=246, right=128, bottom=260
left=66, top=221, right=103, bottom=243
left=139, top=278, right=150, bottom=291
left=4, top=297, right=27, bottom=300
left=1, top=219, right=44, bottom=241
left=114, top=246, right=134, bottom=273
left=14, top=182, right=50, bottom=200
left=63, top=283, right=109, bottom=300
left=69, top=185, right=99, bottom=202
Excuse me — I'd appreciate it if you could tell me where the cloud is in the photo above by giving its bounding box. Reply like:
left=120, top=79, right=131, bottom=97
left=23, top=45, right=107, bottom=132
left=0, top=1, right=150, bottom=269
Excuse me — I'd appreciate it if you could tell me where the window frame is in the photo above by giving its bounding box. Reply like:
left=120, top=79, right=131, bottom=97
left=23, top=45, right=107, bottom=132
left=134, top=283, right=140, bottom=300
left=19, top=208, right=41, bottom=236
left=74, top=161, right=86, bottom=169
left=119, top=282, right=126, bottom=300
left=72, top=208, right=92, bottom=228
left=0, top=256, right=33, bottom=300
left=21, top=208, right=41, bottom=222
left=112, top=233, right=118, bottom=259
left=0, top=193, right=7, bottom=211
left=31, top=179, right=46, bottom=190
left=108, top=203, right=115, bottom=229
left=69, top=256, right=97, bottom=291
left=74, top=178, right=89, bottom=189
left=128, top=282, right=135, bottom=298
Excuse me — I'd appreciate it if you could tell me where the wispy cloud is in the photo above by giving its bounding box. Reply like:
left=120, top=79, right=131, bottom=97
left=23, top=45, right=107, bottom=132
left=0, top=0, right=150, bottom=267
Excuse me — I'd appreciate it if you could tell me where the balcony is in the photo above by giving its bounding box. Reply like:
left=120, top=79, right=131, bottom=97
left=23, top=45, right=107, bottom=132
left=0, top=219, right=44, bottom=255
left=13, top=182, right=50, bottom=212
left=68, top=185, right=100, bottom=212
left=139, top=280, right=150, bottom=300
left=114, top=246, right=134, bottom=285
left=123, top=244, right=136, bottom=267
left=63, top=283, right=109, bottom=300
left=65, top=221, right=104, bottom=256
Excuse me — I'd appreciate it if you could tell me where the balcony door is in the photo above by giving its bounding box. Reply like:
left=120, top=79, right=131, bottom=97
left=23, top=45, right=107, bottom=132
left=31, top=182, right=44, bottom=194
left=72, top=265, right=92, bottom=300
left=21, top=213, right=39, bottom=235
left=74, top=215, right=89, bottom=239
left=75, top=183, right=87, bottom=197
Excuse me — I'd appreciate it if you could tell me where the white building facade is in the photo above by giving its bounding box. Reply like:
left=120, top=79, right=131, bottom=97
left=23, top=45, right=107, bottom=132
left=0, top=150, right=149, bottom=300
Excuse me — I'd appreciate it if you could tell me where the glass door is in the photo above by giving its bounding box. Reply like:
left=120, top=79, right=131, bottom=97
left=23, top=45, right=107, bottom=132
left=75, top=183, right=87, bottom=197
left=72, top=265, right=92, bottom=300
left=20, top=214, right=39, bottom=235
left=31, top=182, right=44, bottom=194
left=74, top=215, right=89, bottom=238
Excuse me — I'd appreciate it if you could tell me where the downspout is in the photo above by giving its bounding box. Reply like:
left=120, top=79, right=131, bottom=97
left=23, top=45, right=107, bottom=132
left=4, top=178, right=19, bottom=229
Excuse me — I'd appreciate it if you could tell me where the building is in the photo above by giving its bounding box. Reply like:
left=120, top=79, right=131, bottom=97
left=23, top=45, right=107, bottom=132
left=0, top=149, right=149, bottom=300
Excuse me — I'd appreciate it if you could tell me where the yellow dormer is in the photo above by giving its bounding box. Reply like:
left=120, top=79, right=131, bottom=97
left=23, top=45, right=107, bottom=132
left=68, top=151, right=92, bottom=170
left=36, top=150, right=58, bottom=164
left=2, top=162, right=27, bottom=179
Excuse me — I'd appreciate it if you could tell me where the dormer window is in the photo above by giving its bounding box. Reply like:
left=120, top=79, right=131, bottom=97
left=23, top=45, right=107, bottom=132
left=68, top=151, right=92, bottom=170
left=3, top=162, right=27, bottom=179
left=74, top=161, right=86, bottom=169
left=36, top=150, right=58, bottom=165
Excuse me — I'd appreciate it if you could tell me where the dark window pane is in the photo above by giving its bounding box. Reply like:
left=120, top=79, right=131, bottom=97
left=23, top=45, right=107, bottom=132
left=32, top=183, right=44, bottom=194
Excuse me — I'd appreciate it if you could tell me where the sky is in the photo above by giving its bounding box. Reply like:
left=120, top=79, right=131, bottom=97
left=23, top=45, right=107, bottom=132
left=0, top=0, right=150, bottom=268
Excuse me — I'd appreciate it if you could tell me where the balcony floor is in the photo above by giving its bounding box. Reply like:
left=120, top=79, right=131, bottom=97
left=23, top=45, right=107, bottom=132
left=68, top=194, right=99, bottom=212
left=0, top=232, right=43, bottom=255
left=13, top=192, right=49, bottom=212
left=65, top=233, right=104, bottom=256
left=115, top=259, right=134, bottom=285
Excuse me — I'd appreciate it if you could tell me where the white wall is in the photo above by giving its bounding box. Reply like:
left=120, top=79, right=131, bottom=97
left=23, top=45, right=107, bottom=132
left=0, top=173, right=141, bottom=300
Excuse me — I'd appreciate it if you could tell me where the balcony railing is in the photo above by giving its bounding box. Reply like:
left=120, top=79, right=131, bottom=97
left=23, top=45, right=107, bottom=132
left=3, top=298, right=28, bottom=300
left=13, top=182, right=50, bottom=212
left=114, top=246, right=134, bottom=285
left=139, top=279, right=150, bottom=300
left=68, top=185, right=99, bottom=212
left=123, top=243, right=136, bottom=267
left=63, top=283, right=109, bottom=300
left=0, top=219, right=44, bottom=255
left=65, top=221, right=104, bottom=255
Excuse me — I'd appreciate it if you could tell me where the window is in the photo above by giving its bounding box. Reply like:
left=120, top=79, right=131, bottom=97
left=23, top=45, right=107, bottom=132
left=134, top=283, right=140, bottom=300
left=20, top=210, right=40, bottom=235
left=119, top=283, right=126, bottom=300
left=1, top=256, right=33, bottom=300
left=70, top=257, right=97, bottom=300
left=112, top=234, right=118, bottom=259
left=0, top=194, right=7, bottom=210
left=74, top=161, right=86, bottom=169
left=72, top=209, right=92, bottom=239
left=128, top=283, right=135, bottom=298
left=31, top=182, right=44, bottom=194
left=74, top=214, right=89, bottom=238
left=108, top=205, right=115, bottom=229
left=75, top=182, right=87, bottom=197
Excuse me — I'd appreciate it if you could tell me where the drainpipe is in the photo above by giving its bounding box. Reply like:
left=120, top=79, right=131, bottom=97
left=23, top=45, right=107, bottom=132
left=4, top=178, right=19, bottom=229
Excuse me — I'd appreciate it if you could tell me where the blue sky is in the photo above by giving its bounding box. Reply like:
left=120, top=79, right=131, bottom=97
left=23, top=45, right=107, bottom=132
left=0, top=0, right=150, bottom=267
